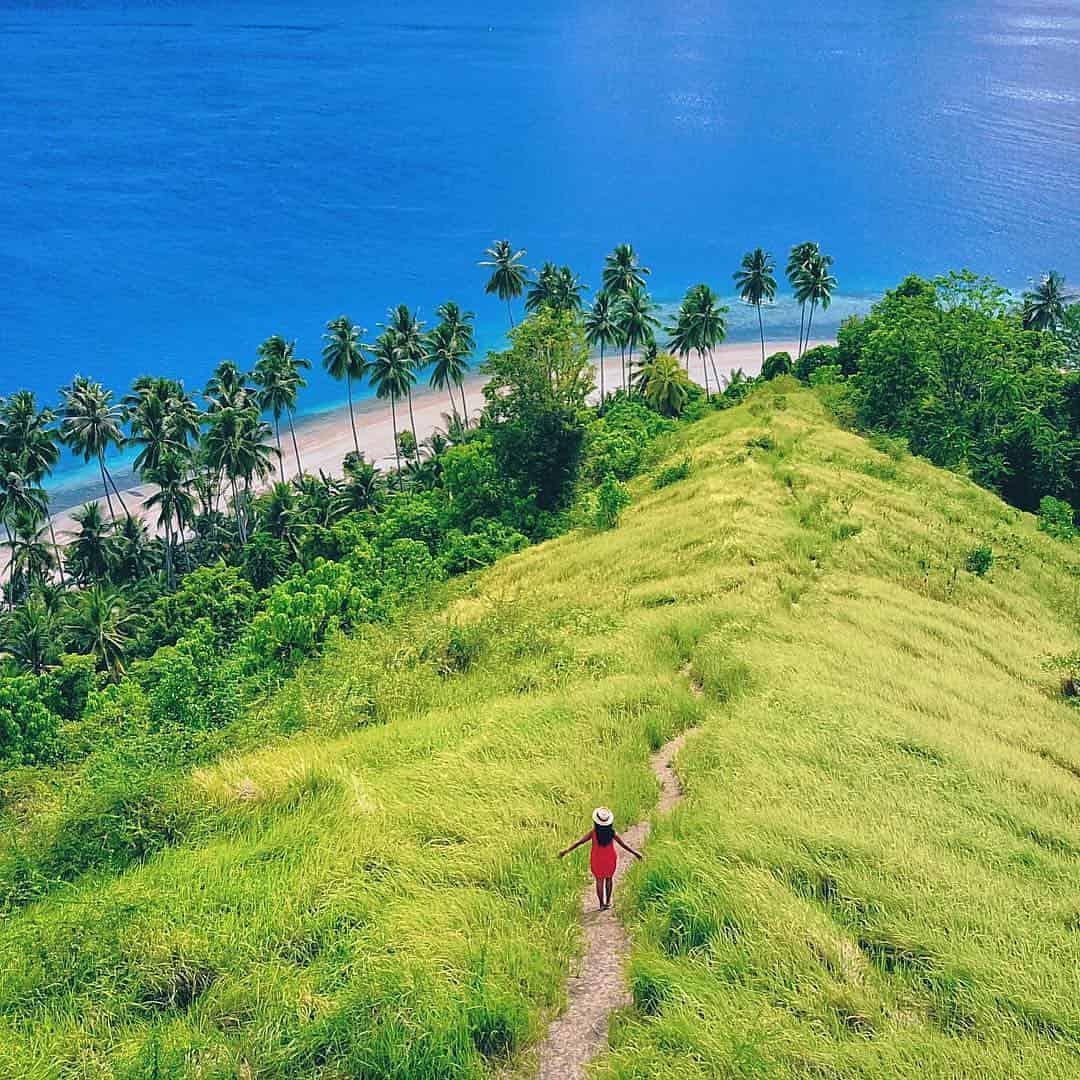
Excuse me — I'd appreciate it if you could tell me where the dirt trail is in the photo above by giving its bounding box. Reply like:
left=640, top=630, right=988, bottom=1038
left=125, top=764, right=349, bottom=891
left=536, top=724, right=698, bottom=1080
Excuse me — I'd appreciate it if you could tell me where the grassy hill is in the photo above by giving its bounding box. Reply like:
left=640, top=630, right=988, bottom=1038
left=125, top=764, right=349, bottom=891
left=2, top=383, right=1078, bottom=1078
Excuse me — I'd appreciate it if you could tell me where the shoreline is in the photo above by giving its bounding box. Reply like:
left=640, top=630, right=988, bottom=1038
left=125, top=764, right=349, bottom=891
left=50, top=338, right=830, bottom=542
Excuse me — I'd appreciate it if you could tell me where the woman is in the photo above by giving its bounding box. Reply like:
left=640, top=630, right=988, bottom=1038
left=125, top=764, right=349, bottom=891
left=558, top=806, right=643, bottom=910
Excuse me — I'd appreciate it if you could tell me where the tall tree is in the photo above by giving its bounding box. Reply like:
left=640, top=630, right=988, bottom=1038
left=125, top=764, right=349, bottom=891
left=786, top=242, right=820, bottom=357
left=1022, top=270, right=1075, bottom=332
left=204, top=359, right=254, bottom=412
left=433, top=301, right=476, bottom=421
left=59, top=377, right=129, bottom=519
left=382, top=306, right=425, bottom=465
left=585, top=292, right=621, bottom=409
left=480, top=240, right=528, bottom=328
left=203, top=405, right=277, bottom=545
left=144, top=451, right=194, bottom=589
left=323, top=316, right=369, bottom=455
left=602, top=243, right=650, bottom=297
left=67, top=501, right=114, bottom=585
left=616, top=286, right=660, bottom=390
left=368, top=329, right=416, bottom=486
left=800, top=253, right=839, bottom=349
left=526, top=262, right=560, bottom=314
left=734, top=248, right=778, bottom=368
left=255, top=336, right=310, bottom=481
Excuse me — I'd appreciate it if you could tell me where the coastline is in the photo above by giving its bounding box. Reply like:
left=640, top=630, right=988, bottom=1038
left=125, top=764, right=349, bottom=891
left=50, top=338, right=829, bottom=542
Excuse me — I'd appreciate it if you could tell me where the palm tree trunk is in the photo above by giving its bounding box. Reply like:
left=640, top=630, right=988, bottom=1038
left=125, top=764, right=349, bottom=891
left=620, top=345, right=626, bottom=393
left=757, top=303, right=766, bottom=368
left=230, top=476, right=246, bottom=545
left=99, top=458, right=116, bottom=519
left=347, top=375, right=359, bottom=454
left=447, top=388, right=459, bottom=420
left=708, top=348, right=723, bottom=395
left=389, top=395, right=402, bottom=489
left=274, top=418, right=285, bottom=483
left=806, top=300, right=817, bottom=351
left=797, top=301, right=807, bottom=358
left=47, top=517, right=66, bottom=586
left=288, top=410, right=303, bottom=477
left=103, top=462, right=129, bottom=515
left=406, top=390, right=421, bottom=466
left=163, top=514, right=174, bottom=590
left=700, top=349, right=709, bottom=397
left=599, top=342, right=606, bottom=412
left=507, top=299, right=515, bottom=329
left=459, top=382, right=469, bottom=425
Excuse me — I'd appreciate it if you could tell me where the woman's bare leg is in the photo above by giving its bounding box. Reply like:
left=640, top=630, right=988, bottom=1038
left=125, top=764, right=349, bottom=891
left=603, top=877, right=614, bottom=907
left=595, top=878, right=605, bottom=909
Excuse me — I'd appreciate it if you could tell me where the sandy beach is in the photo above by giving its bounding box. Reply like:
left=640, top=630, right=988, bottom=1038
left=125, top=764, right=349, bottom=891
left=51, top=338, right=829, bottom=543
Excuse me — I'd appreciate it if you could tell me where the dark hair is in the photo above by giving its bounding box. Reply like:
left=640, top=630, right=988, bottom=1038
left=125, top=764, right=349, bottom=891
left=594, top=822, right=614, bottom=846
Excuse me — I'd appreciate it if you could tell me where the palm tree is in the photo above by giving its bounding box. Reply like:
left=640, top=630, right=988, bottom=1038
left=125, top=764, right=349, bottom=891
left=734, top=248, right=778, bottom=368
left=585, top=292, right=621, bottom=409
left=67, top=501, right=114, bottom=585
left=59, top=377, right=129, bottom=519
left=0, top=393, right=64, bottom=585
left=382, top=306, right=425, bottom=465
left=1022, top=271, right=1075, bottom=332
left=786, top=242, right=820, bottom=358
left=144, top=451, right=194, bottom=589
left=4, top=506, right=55, bottom=605
left=368, top=329, right=416, bottom=486
left=427, top=322, right=470, bottom=421
left=480, top=240, right=528, bottom=328
left=204, top=359, right=253, bottom=412
left=111, top=513, right=156, bottom=584
left=553, top=266, right=588, bottom=314
left=255, top=336, right=310, bottom=481
left=2, top=597, right=59, bottom=675
left=800, top=253, right=839, bottom=348
left=125, top=377, right=203, bottom=476
left=666, top=302, right=697, bottom=389
left=635, top=352, right=694, bottom=417
left=526, top=262, right=560, bottom=314
left=434, top=301, right=476, bottom=420
left=617, top=286, right=660, bottom=389
left=602, top=243, right=650, bottom=297
left=65, top=584, right=140, bottom=679
left=322, top=316, right=369, bottom=455
left=335, top=455, right=383, bottom=515
left=688, top=284, right=728, bottom=394
left=203, top=406, right=278, bottom=545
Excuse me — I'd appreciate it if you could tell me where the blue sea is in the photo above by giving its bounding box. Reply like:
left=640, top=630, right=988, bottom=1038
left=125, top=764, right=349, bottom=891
left=1, top=0, right=1077, bottom=501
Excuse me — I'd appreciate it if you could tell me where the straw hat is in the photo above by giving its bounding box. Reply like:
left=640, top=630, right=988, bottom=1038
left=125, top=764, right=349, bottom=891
left=592, top=806, right=614, bottom=826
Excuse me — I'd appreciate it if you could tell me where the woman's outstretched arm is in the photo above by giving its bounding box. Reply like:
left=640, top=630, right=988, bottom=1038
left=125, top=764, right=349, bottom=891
left=614, top=833, right=643, bottom=859
left=558, top=832, right=593, bottom=858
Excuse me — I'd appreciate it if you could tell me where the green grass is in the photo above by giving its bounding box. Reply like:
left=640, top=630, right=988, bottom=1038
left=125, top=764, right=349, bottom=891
left=1, top=382, right=1077, bottom=1077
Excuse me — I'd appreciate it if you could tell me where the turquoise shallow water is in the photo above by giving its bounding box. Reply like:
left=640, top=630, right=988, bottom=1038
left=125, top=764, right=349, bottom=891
left=1, top=0, right=1077, bottom=496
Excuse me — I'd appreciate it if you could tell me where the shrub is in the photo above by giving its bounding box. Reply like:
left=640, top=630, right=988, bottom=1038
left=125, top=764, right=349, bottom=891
left=41, top=652, right=101, bottom=722
left=242, top=531, right=290, bottom=589
left=0, top=677, right=60, bottom=765
left=142, top=563, right=257, bottom=653
left=965, top=546, right=993, bottom=576
left=809, top=363, right=844, bottom=387
left=61, top=679, right=150, bottom=758
left=794, top=343, right=841, bottom=383
left=144, top=643, right=242, bottom=733
left=762, top=351, right=793, bottom=379
left=655, top=457, right=692, bottom=489
left=593, top=475, right=631, bottom=530
left=1038, top=496, right=1076, bottom=541
left=439, top=521, right=528, bottom=575
left=1043, top=651, right=1079, bottom=699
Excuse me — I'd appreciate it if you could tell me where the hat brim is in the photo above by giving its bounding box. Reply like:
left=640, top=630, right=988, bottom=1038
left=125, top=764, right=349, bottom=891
left=592, top=807, right=613, bottom=826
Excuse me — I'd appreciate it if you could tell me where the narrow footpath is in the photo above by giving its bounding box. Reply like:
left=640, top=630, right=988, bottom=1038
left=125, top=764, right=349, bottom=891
left=536, top=724, right=698, bottom=1079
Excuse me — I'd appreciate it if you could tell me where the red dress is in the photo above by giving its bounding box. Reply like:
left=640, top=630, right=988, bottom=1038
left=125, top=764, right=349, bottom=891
left=590, top=829, right=617, bottom=879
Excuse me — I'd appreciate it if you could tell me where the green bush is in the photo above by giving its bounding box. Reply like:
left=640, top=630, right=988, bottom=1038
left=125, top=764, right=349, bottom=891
left=762, top=351, right=793, bottom=379
left=1043, top=651, right=1079, bottom=699
left=41, top=652, right=100, bottom=722
left=794, top=343, right=841, bottom=383
left=143, top=638, right=242, bottom=732
left=439, top=521, right=528, bottom=575
left=0, top=677, right=60, bottom=765
left=809, top=363, right=844, bottom=387
left=965, top=546, right=994, bottom=576
left=655, top=457, right=692, bottom=489
left=141, top=563, right=257, bottom=653
left=1038, top=496, right=1076, bottom=541
left=593, top=474, right=631, bottom=530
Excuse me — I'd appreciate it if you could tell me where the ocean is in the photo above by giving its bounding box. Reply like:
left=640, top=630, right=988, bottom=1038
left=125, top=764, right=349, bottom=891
left=1, top=0, right=1077, bottom=500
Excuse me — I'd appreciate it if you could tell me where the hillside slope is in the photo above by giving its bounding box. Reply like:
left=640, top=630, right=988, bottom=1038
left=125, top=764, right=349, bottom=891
left=2, top=384, right=1078, bottom=1078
